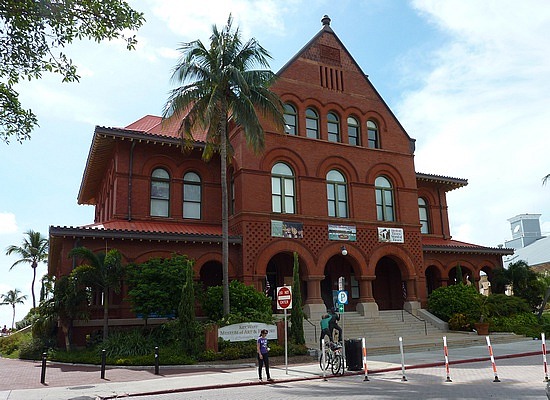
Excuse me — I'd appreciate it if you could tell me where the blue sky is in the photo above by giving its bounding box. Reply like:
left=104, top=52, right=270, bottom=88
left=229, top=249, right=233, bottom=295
left=1, top=0, right=549, bottom=327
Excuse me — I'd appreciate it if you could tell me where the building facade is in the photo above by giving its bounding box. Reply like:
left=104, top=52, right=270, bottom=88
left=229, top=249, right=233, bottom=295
left=49, top=16, right=512, bottom=345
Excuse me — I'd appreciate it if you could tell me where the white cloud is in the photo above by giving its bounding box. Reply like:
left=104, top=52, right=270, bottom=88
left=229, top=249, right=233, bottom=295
left=0, top=213, right=17, bottom=234
left=398, top=0, right=550, bottom=246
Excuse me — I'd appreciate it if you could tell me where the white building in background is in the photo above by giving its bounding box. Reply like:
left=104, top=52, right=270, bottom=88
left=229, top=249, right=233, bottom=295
left=503, top=214, right=550, bottom=272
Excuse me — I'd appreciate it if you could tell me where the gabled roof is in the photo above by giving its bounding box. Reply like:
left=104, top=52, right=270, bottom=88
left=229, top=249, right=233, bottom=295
left=78, top=115, right=207, bottom=205
left=49, top=221, right=241, bottom=243
left=422, top=236, right=513, bottom=256
left=416, top=172, right=468, bottom=192
left=276, top=15, right=416, bottom=150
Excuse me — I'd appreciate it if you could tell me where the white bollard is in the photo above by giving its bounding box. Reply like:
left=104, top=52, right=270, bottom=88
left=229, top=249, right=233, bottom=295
left=443, top=336, right=452, bottom=382
left=362, top=337, right=369, bottom=382
left=399, top=336, right=407, bottom=382
left=542, top=333, right=548, bottom=382
left=485, top=336, right=500, bottom=382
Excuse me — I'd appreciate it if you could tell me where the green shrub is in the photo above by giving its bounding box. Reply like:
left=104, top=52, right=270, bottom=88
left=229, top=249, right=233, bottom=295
left=50, top=348, right=101, bottom=364
left=19, top=337, right=49, bottom=360
left=428, top=284, right=481, bottom=322
left=102, top=329, right=154, bottom=358
left=288, top=342, right=308, bottom=356
left=202, top=281, right=272, bottom=324
left=486, top=294, right=531, bottom=317
left=448, top=313, right=471, bottom=331
left=199, top=349, right=222, bottom=362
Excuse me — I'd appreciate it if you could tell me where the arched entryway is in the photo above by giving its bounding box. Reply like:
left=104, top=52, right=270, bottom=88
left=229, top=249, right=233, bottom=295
left=266, top=252, right=307, bottom=313
left=425, top=265, right=441, bottom=296
left=199, top=261, right=222, bottom=290
left=373, top=256, right=404, bottom=310
left=321, top=253, right=357, bottom=312
left=449, top=265, right=473, bottom=286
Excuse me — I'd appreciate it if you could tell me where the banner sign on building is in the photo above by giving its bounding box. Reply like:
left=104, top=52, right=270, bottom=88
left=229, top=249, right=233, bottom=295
left=271, top=220, right=304, bottom=238
left=378, top=227, right=404, bottom=243
left=328, top=224, right=356, bottom=241
left=219, top=322, right=277, bottom=342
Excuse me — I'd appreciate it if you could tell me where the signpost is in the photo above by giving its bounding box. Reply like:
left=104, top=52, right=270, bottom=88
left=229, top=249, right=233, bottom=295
left=337, top=277, right=347, bottom=371
left=277, top=286, right=292, bottom=374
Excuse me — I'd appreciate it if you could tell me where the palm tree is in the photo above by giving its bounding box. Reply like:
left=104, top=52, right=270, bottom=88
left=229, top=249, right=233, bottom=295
left=543, top=174, right=550, bottom=185
left=68, top=247, right=124, bottom=341
left=0, top=289, right=28, bottom=330
left=5, top=230, right=49, bottom=308
left=163, top=14, right=284, bottom=316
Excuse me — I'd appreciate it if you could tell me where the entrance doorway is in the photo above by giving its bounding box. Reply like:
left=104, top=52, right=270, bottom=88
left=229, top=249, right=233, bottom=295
left=373, top=256, right=404, bottom=310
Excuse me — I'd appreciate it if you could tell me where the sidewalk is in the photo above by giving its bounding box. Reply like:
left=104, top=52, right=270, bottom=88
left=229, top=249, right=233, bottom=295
left=0, top=338, right=545, bottom=400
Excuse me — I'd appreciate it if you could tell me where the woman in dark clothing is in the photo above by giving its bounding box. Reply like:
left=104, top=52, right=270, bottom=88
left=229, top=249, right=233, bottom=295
left=257, top=329, right=273, bottom=382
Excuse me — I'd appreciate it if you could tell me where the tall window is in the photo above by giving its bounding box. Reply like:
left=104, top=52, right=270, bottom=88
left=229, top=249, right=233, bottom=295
left=283, top=103, right=297, bottom=135
left=305, top=108, right=319, bottom=139
left=271, top=163, right=295, bottom=213
left=327, top=112, right=340, bottom=142
left=375, top=176, right=394, bottom=221
left=151, top=168, right=170, bottom=217
left=418, top=197, right=430, bottom=233
left=327, top=170, right=348, bottom=218
left=348, top=116, right=360, bottom=146
left=367, top=120, right=379, bottom=149
left=183, top=172, right=201, bottom=219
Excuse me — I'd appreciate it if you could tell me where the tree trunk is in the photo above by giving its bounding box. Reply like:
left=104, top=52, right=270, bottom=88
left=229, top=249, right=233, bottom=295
left=220, top=120, right=230, bottom=316
left=11, top=304, right=15, bottom=330
left=103, top=289, right=109, bottom=341
left=31, top=261, right=37, bottom=308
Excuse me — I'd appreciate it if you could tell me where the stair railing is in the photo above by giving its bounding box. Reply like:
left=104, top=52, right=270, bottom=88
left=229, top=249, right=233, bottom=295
left=402, top=309, right=428, bottom=335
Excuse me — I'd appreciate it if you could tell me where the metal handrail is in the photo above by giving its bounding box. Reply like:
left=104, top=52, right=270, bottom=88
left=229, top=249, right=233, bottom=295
left=304, top=316, right=317, bottom=341
left=402, top=309, right=428, bottom=335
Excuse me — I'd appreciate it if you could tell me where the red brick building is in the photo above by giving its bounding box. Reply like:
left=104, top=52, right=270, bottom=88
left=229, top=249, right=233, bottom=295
left=49, top=16, right=512, bottom=344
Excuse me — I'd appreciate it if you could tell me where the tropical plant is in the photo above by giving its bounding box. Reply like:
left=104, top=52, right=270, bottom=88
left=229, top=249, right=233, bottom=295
left=178, top=258, right=201, bottom=354
left=0, top=289, right=28, bottom=329
left=5, top=229, right=49, bottom=308
left=543, top=174, right=550, bottom=186
left=68, top=247, right=124, bottom=341
left=0, top=0, right=144, bottom=143
left=125, top=255, right=190, bottom=324
left=163, top=14, right=284, bottom=316
left=492, top=260, right=545, bottom=310
left=290, top=252, right=305, bottom=345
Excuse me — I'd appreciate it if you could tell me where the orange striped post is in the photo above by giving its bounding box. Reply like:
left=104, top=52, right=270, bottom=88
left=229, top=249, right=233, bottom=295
left=362, top=337, right=369, bottom=381
left=485, top=336, right=500, bottom=382
left=542, top=333, right=549, bottom=382
left=443, top=336, right=452, bottom=382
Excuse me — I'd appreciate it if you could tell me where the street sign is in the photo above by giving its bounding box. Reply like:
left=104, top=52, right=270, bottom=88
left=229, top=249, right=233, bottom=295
left=277, top=286, right=293, bottom=310
left=337, top=290, right=348, bottom=305
left=339, top=304, right=344, bottom=313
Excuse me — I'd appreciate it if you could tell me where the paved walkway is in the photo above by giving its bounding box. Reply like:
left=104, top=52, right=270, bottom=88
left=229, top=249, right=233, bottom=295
left=0, top=338, right=547, bottom=399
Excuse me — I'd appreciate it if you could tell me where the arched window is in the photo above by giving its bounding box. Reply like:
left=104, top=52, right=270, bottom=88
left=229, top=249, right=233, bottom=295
left=150, top=168, right=170, bottom=217
left=271, top=163, right=295, bottom=214
left=283, top=103, right=297, bottom=135
left=327, top=112, right=340, bottom=142
left=367, top=120, right=379, bottom=149
left=305, top=108, right=319, bottom=139
left=418, top=197, right=430, bottom=233
left=327, top=170, right=348, bottom=218
left=183, top=171, right=201, bottom=219
left=348, top=116, right=360, bottom=146
left=375, top=176, right=394, bottom=221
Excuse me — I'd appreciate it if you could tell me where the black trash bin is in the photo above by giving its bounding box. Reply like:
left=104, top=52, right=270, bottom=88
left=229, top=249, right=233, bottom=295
left=345, top=339, right=362, bottom=371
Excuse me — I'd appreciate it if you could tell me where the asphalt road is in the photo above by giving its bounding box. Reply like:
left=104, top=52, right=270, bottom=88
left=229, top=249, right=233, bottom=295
left=145, top=355, right=548, bottom=400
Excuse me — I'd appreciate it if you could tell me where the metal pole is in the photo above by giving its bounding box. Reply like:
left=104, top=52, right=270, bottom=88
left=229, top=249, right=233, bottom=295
left=399, top=336, right=407, bottom=381
left=284, top=308, right=288, bottom=375
left=101, top=349, right=106, bottom=379
left=341, top=308, right=345, bottom=372
left=443, top=336, right=452, bottom=382
left=40, top=352, right=47, bottom=384
left=154, top=346, right=160, bottom=375
left=542, top=333, right=549, bottom=382
left=362, top=337, right=369, bottom=381
left=485, top=336, right=500, bottom=382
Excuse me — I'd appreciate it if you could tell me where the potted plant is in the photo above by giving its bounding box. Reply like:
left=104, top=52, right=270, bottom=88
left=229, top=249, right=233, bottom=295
left=473, top=295, right=491, bottom=335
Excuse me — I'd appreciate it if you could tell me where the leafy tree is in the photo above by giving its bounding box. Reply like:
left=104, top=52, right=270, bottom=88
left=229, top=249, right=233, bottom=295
left=202, top=280, right=272, bottom=324
left=427, top=283, right=481, bottom=322
left=125, top=255, right=190, bottom=324
left=163, top=14, right=284, bottom=316
left=492, top=260, right=545, bottom=310
left=0, top=0, right=145, bottom=143
left=5, top=229, right=49, bottom=308
left=68, top=247, right=124, bottom=341
left=0, top=288, right=28, bottom=329
left=178, top=258, right=200, bottom=354
left=290, top=252, right=305, bottom=344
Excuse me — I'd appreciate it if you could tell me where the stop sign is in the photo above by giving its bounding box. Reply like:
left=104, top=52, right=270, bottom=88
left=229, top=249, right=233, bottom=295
left=277, top=286, right=292, bottom=310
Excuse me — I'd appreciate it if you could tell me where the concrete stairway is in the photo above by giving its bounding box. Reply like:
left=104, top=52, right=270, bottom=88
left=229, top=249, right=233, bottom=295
left=303, top=310, right=528, bottom=355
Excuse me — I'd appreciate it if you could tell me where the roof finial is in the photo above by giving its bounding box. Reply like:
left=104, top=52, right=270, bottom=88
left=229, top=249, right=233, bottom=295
left=321, top=15, right=331, bottom=27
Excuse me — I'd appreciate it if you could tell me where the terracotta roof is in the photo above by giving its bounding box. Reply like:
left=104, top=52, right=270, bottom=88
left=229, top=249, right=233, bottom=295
left=422, top=236, right=513, bottom=255
left=122, top=114, right=208, bottom=142
left=49, top=221, right=241, bottom=243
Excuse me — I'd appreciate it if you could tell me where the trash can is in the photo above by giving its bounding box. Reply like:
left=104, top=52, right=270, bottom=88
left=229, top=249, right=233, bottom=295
left=345, top=338, right=362, bottom=371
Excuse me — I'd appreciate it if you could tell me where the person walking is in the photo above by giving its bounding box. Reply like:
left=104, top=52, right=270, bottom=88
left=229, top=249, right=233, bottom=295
left=257, top=329, right=273, bottom=382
